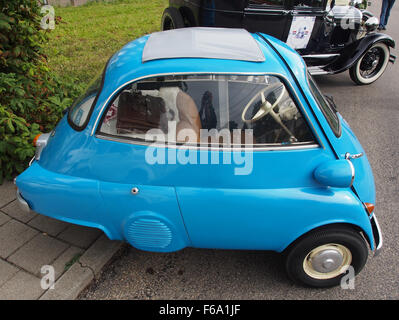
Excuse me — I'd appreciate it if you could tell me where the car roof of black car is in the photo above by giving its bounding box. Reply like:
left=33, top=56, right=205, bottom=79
left=142, top=27, right=266, bottom=63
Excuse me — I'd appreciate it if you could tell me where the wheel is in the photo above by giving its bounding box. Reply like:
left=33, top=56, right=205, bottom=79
left=161, top=7, right=185, bottom=31
left=284, top=226, right=368, bottom=288
left=349, top=42, right=390, bottom=85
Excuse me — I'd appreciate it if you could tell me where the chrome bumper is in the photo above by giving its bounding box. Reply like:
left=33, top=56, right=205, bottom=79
left=370, top=213, right=383, bottom=256
left=16, top=189, right=31, bottom=213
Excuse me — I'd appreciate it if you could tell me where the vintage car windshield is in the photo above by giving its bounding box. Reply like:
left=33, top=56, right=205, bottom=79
left=68, top=74, right=103, bottom=130
left=308, top=74, right=341, bottom=137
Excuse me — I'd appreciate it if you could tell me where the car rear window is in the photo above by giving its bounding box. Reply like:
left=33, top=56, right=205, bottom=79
left=308, top=74, right=341, bottom=137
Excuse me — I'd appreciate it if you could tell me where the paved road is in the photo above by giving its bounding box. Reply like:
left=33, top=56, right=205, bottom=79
left=81, top=3, right=399, bottom=300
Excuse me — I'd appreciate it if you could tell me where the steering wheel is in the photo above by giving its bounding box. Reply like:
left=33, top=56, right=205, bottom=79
left=241, top=83, right=286, bottom=124
left=241, top=83, right=298, bottom=142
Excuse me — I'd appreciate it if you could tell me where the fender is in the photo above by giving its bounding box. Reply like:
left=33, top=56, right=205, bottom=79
left=361, top=9, right=374, bottom=19
left=323, top=33, right=395, bottom=74
left=179, top=5, right=198, bottom=27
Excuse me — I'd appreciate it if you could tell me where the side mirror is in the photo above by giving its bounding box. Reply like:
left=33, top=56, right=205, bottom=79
left=314, top=159, right=354, bottom=188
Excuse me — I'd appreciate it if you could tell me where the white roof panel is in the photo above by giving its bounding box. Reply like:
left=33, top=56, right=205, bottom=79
left=142, top=27, right=265, bottom=63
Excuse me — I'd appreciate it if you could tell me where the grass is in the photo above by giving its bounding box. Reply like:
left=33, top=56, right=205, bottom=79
left=44, top=0, right=168, bottom=87
left=64, top=252, right=83, bottom=272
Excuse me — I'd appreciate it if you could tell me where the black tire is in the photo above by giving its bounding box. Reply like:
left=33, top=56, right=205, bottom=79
left=349, top=42, right=390, bottom=85
left=161, top=7, right=185, bottom=31
left=284, top=226, right=368, bottom=288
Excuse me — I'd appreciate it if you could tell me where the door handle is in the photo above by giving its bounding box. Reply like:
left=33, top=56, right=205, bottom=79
left=345, top=152, right=364, bottom=160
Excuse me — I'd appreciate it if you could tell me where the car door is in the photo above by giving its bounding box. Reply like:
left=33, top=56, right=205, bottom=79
left=243, top=0, right=291, bottom=40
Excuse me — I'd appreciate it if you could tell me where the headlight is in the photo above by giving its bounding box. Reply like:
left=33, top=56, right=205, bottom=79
left=364, top=16, right=379, bottom=32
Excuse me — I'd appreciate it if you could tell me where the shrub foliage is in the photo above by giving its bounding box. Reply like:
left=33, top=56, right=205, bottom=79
left=0, top=0, right=81, bottom=183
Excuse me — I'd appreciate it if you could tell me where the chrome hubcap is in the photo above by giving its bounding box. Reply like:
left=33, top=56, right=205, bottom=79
left=303, top=244, right=352, bottom=280
left=311, top=249, right=343, bottom=273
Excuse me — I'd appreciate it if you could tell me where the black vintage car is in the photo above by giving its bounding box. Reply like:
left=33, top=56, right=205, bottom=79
left=161, top=0, right=396, bottom=85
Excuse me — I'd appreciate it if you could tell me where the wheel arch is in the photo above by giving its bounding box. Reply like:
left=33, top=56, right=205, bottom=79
left=281, top=222, right=373, bottom=254
left=323, top=34, right=395, bottom=74
left=179, top=5, right=197, bottom=27
left=161, top=6, right=185, bottom=30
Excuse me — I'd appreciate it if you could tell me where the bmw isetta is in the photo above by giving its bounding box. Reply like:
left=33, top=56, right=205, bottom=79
left=161, top=0, right=396, bottom=85
left=16, top=28, right=382, bottom=287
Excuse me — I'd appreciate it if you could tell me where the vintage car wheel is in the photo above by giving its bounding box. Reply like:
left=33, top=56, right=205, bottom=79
left=284, top=226, right=368, bottom=288
left=161, top=7, right=185, bottom=30
left=349, top=42, right=390, bottom=85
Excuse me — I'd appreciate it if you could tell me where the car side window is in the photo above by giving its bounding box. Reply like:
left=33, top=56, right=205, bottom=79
left=292, top=0, right=324, bottom=8
left=249, top=0, right=285, bottom=7
left=68, top=74, right=102, bottom=130
left=98, top=74, right=316, bottom=147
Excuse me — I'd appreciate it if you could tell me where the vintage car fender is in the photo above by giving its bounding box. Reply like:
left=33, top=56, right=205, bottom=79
left=323, top=33, right=396, bottom=74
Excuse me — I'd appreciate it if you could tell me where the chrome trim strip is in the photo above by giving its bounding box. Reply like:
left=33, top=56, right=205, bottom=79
left=302, top=54, right=340, bottom=59
left=347, top=159, right=355, bottom=188
left=371, top=213, right=383, bottom=255
left=28, top=156, right=35, bottom=167
left=16, top=189, right=31, bottom=213
left=307, top=67, right=329, bottom=76
left=90, top=71, right=325, bottom=149
left=95, top=133, right=320, bottom=151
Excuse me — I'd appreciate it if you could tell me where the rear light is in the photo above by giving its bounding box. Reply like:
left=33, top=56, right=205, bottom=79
left=33, top=133, right=50, bottom=161
left=32, top=133, right=42, bottom=147
left=364, top=203, right=375, bottom=216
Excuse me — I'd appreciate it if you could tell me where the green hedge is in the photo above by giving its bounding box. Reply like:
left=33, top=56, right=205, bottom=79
left=0, top=0, right=81, bottom=183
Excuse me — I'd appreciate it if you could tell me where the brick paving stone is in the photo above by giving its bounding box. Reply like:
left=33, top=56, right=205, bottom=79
left=28, top=215, right=69, bottom=237
left=39, top=262, right=93, bottom=300
left=8, top=233, right=69, bottom=276
left=0, top=220, right=38, bottom=259
left=0, top=259, right=19, bottom=287
left=1, top=200, right=37, bottom=223
left=0, top=270, right=44, bottom=300
left=57, top=224, right=102, bottom=249
left=79, top=234, right=122, bottom=277
left=0, top=211, right=11, bottom=227
left=52, top=246, right=84, bottom=280
left=0, top=180, right=16, bottom=208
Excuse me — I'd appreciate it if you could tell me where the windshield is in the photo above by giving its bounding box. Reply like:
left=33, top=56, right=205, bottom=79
left=68, top=74, right=103, bottom=130
left=307, top=74, right=341, bottom=137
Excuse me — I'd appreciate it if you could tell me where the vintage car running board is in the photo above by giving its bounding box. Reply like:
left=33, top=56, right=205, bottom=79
left=302, top=54, right=340, bottom=60
left=307, top=66, right=330, bottom=75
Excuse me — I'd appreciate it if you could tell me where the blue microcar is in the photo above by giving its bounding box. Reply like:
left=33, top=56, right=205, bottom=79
left=16, top=28, right=382, bottom=288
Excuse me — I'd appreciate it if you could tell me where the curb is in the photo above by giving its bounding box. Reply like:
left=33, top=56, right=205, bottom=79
left=39, top=234, right=123, bottom=300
